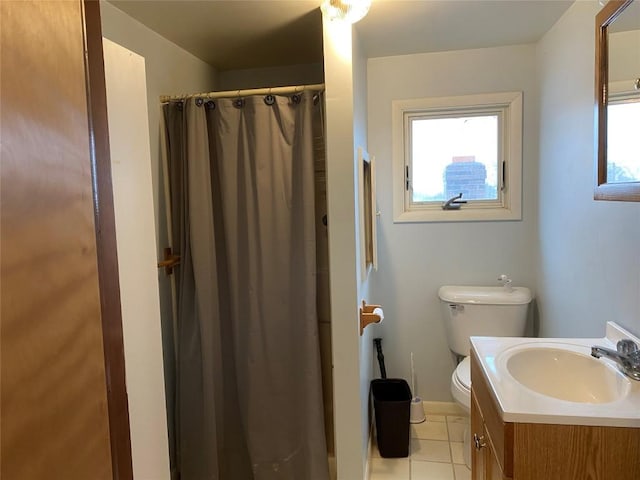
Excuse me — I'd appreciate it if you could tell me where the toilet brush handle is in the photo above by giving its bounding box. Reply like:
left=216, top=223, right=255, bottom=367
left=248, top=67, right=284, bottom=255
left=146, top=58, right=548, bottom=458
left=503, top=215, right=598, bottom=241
left=374, top=338, right=387, bottom=379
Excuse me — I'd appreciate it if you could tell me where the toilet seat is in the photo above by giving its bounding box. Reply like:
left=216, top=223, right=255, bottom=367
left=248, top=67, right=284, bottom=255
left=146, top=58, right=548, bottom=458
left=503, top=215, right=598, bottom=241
left=450, top=356, right=471, bottom=411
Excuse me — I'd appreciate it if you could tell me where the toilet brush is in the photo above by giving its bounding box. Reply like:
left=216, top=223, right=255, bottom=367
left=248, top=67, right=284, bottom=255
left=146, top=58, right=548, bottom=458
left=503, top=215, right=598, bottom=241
left=409, top=352, right=426, bottom=423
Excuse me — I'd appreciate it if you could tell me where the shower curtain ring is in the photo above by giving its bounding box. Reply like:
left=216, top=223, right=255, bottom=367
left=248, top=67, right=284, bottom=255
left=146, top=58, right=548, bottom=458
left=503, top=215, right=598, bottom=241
left=264, top=88, right=276, bottom=106
left=234, top=90, right=245, bottom=108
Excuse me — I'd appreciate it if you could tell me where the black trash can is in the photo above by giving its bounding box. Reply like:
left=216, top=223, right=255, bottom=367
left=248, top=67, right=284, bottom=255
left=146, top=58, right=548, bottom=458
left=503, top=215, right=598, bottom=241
left=371, top=378, right=412, bottom=458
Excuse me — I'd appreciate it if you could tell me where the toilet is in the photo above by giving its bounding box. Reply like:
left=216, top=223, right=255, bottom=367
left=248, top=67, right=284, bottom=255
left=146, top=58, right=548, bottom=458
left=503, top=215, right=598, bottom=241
left=438, top=284, right=532, bottom=466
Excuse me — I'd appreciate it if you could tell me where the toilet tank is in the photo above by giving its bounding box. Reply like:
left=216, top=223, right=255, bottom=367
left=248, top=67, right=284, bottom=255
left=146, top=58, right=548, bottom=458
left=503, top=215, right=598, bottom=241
left=438, top=286, right=532, bottom=356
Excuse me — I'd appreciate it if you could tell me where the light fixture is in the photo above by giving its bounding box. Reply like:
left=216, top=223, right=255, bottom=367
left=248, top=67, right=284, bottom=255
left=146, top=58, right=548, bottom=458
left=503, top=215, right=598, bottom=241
left=321, top=0, right=372, bottom=24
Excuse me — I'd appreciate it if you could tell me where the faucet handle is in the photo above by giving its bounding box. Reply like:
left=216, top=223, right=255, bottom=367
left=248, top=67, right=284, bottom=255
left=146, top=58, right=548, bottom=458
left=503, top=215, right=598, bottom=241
left=617, top=339, right=639, bottom=356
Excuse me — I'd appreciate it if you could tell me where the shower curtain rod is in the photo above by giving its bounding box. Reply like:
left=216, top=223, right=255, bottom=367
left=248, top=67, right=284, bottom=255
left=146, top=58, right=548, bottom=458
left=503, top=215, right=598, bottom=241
left=160, top=83, right=325, bottom=102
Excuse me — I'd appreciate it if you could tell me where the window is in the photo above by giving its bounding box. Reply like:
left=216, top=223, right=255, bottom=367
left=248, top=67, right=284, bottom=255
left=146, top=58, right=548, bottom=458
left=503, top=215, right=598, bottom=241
left=392, top=92, right=523, bottom=222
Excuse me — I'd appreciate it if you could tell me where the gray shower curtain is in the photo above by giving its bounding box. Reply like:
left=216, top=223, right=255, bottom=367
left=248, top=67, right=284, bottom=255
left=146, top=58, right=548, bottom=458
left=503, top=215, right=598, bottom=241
left=161, top=91, right=329, bottom=480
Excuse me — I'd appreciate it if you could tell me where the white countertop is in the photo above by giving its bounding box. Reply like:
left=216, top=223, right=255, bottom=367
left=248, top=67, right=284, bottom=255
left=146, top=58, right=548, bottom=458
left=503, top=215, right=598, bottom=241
left=470, top=322, right=640, bottom=427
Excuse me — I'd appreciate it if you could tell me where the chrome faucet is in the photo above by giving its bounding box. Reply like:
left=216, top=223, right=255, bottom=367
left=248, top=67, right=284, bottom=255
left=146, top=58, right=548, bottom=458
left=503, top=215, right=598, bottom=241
left=591, top=339, right=640, bottom=381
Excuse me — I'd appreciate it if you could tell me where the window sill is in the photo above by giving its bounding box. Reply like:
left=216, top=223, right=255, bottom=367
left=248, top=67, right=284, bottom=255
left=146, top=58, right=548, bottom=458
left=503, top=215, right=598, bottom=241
left=393, top=207, right=522, bottom=223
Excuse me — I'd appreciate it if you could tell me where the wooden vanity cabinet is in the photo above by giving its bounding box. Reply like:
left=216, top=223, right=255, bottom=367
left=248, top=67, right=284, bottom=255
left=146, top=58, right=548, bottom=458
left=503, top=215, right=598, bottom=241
left=470, top=350, right=640, bottom=480
left=470, top=350, right=513, bottom=480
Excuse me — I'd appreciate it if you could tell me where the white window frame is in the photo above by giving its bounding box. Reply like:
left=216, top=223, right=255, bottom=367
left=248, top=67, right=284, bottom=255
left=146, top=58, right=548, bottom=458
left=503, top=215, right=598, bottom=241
left=392, top=91, right=523, bottom=223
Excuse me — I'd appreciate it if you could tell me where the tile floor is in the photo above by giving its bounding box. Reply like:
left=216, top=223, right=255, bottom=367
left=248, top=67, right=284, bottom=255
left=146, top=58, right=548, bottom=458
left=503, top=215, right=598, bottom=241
left=369, top=403, right=471, bottom=480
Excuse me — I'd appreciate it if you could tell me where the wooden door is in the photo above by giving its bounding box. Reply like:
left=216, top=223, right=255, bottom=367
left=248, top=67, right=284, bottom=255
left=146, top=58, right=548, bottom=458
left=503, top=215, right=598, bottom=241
left=1, top=1, right=131, bottom=478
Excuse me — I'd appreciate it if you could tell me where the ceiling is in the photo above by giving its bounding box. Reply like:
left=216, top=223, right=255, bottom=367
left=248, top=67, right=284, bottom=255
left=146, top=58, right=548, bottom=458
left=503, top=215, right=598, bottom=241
left=107, top=0, right=575, bottom=71
left=108, top=0, right=323, bottom=70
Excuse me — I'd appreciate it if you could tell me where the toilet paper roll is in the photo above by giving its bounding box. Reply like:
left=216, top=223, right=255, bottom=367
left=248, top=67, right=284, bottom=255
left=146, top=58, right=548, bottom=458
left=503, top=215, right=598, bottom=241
left=372, top=307, right=384, bottom=322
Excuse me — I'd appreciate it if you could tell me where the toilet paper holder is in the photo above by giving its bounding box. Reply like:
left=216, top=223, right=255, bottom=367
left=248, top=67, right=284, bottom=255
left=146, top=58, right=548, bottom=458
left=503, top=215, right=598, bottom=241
left=360, top=300, right=384, bottom=335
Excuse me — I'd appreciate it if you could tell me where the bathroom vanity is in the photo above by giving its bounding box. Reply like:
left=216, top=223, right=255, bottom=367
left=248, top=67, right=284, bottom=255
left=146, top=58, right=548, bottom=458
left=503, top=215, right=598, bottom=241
left=470, top=323, right=640, bottom=480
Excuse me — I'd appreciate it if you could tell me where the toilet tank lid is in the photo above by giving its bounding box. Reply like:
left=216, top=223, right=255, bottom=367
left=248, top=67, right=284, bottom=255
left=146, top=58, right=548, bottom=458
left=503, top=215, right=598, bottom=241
left=438, top=285, right=532, bottom=305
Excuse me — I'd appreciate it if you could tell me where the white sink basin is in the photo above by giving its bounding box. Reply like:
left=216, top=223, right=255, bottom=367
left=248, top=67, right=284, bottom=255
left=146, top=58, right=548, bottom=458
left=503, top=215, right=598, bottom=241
left=501, top=343, right=631, bottom=404
left=472, top=324, right=640, bottom=427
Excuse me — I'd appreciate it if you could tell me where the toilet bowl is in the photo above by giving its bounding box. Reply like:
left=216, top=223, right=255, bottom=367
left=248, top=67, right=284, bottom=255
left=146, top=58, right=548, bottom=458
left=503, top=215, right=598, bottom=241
left=451, top=357, right=471, bottom=413
left=451, top=357, right=472, bottom=467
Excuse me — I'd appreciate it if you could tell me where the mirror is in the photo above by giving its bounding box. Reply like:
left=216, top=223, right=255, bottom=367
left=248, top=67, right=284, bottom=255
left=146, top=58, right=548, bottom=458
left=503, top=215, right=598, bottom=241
left=595, top=0, right=640, bottom=201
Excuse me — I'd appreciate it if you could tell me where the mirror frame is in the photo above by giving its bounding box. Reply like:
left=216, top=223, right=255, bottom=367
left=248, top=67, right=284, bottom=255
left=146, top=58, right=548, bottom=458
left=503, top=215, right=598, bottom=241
left=357, top=147, right=377, bottom=280
left=595, top=0, right=640, bottom=201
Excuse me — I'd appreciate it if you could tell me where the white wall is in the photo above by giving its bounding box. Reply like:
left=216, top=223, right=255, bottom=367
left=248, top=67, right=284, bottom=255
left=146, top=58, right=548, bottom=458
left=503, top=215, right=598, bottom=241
left=322, top=18, right=368, bottom=480
left=352, top=27, right=377, bottom=475
left=100, top=4, right=218, bottom=475
left=217, top=62, right=323, bottom=90
left=610, top=30, right=640, bottom=82
left=100, top=0, right=218, bottom=312
left=103, top=38, right=170, bottom=480
left=367, top=45, right=539, bottom=401
left=101, top=3, right=218, bottom=220
left=536, top=0, right=640, bottom=339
